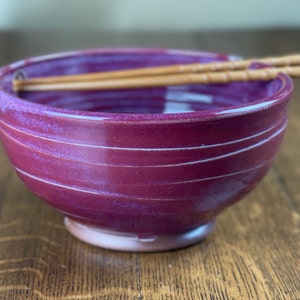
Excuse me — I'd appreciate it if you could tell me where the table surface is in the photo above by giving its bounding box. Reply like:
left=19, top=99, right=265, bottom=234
left=0, top=29, right=299, bottom=300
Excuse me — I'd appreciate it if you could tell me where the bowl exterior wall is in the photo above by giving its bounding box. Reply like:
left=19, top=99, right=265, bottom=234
left=0, top=104, right=289, bottom=234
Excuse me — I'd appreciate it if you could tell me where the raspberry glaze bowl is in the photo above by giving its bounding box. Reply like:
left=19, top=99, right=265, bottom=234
left=0, top=48, right=293, bottom=251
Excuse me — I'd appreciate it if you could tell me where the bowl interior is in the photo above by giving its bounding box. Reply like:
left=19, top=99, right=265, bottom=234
left=1, top=50, right=283, bottom=114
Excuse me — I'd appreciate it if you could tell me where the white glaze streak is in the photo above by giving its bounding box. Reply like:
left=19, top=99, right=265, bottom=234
left=14, top=161, right=271, bottom=201
left=0, top=118, right=285, bottom=152
left=1, top=122, right=285, bottom=167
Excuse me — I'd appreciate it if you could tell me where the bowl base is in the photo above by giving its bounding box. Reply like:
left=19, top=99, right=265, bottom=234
left=64, top=217, right=216, bottom=252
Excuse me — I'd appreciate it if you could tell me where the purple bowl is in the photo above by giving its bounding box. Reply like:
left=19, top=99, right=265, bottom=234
left=0, top=48, right=293, bottom=251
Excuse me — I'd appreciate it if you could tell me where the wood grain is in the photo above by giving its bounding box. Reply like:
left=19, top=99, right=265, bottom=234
left=0, top=29, right=299, bottom=300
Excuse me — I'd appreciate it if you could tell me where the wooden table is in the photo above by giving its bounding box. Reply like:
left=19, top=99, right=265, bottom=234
left=0, top=29, right=299, bottom=299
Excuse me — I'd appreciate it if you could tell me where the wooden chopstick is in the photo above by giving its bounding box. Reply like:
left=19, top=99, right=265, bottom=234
left=13, top=54, right=300, bottom=92
left=13, top=66, right=300, bottom=92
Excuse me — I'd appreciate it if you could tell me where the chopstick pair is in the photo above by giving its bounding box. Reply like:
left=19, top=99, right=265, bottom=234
left=13, top=54, right=300, bottom=92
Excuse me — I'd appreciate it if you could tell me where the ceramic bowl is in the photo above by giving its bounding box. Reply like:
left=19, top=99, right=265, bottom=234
left=0, top=48, right=293, bottom=251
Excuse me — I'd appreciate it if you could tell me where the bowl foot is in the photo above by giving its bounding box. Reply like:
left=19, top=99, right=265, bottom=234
left=64, top=217, right=216, bottom=252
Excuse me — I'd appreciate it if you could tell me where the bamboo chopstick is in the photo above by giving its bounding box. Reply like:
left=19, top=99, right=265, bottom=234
left=13, top=54, right=300, bottom=92
left=13, top=66, right=300, bottom=92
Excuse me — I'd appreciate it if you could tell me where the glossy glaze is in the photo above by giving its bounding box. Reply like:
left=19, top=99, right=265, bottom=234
left=0, top=49, right=293, bottom=251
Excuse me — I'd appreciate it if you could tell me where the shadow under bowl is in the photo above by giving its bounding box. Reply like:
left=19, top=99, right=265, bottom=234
left=0, top=48, right=293, bottom=251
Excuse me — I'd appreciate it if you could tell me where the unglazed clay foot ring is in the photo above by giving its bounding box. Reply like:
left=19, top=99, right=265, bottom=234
left=64, top=217, right=216, bottom=252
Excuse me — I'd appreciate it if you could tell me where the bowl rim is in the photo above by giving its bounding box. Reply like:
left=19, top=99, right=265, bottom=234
left=0, top=48, right=294, bottom=124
